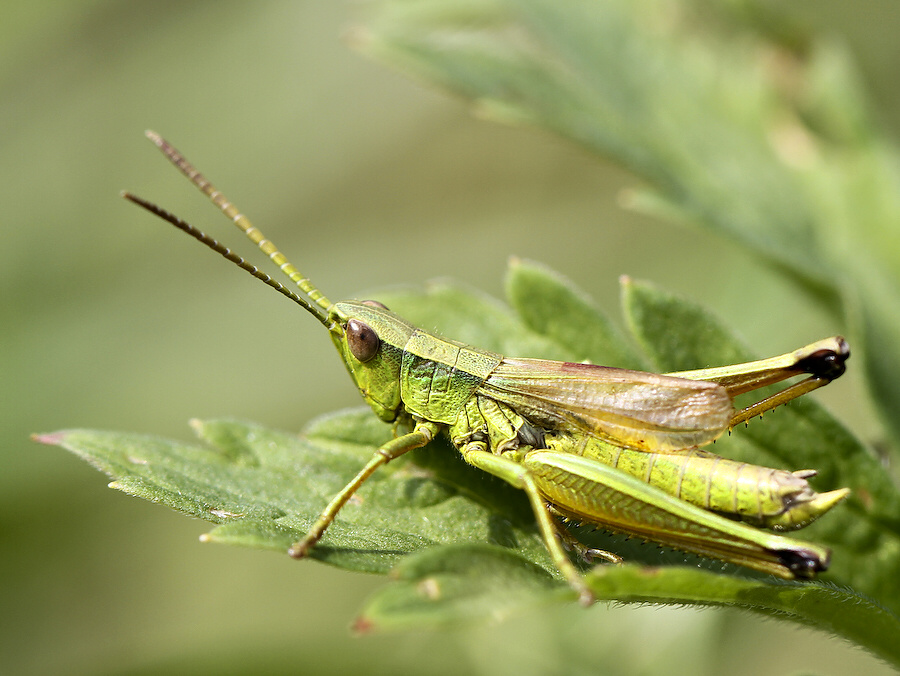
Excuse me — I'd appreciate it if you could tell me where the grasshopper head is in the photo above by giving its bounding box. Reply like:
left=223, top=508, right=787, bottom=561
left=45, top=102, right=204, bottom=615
left=329, top=300, right=416, bottom=423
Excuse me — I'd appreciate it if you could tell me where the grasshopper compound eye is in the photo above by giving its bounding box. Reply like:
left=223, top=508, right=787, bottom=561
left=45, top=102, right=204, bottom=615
left=347, top=319, right=380, bottom=362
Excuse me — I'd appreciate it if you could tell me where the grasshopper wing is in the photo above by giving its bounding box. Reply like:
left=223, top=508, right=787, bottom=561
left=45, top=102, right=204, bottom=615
left=482, top=358, right=733, bottom=452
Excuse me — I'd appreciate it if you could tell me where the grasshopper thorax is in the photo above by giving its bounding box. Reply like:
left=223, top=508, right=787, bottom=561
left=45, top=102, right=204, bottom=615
left=330, top=300, right=417, bottom=423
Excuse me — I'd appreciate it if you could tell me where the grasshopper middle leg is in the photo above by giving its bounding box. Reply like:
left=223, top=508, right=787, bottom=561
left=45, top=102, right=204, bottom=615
left=461, top=446, right=597, bottom=606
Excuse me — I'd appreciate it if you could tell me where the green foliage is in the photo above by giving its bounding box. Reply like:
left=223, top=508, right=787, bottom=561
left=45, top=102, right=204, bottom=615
left=357, top=0, right=900, bottom=442
left=34, top=0, right=900, bottom=669
left=39, top=265, right=900, bottom=664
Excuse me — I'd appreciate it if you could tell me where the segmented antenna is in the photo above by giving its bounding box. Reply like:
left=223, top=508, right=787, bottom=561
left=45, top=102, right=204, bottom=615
left=122, top=192, right=330, bottom=324
left=141, top=130, right=334, bottom=318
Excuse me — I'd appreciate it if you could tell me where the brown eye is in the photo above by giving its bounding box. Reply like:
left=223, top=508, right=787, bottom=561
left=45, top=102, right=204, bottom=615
left=346, top=319, right=380, bottom=362
left=361, top=299, right=389, bottom=310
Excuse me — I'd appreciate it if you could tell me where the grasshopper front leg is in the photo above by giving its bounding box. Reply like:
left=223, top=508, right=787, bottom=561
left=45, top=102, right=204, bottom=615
left=289, top=421, right=440, bottom=558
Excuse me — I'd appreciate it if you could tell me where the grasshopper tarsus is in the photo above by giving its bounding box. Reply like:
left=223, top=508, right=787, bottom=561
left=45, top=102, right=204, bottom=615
left=576, top=587, right=597, bottom=607
left=287, top=542, right=310, bottom=559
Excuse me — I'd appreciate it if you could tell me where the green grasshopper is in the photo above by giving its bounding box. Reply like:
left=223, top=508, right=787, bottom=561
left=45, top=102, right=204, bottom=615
left=124, top=131, right=850, bottom=605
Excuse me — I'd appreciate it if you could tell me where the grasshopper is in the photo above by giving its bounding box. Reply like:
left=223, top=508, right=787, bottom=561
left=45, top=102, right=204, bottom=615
left=124, top=131, right=850, bottom=605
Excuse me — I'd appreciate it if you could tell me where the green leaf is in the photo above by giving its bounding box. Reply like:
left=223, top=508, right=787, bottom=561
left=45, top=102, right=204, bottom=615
left=38, top=264, right=900, bottom=664
left=37, top=411, right=550, bottom=575
left=582, top=565, right=900, bottom=667
left=504, top=258, right=646, bottom=370
left=374, top=279, right=571, bottom=360
left=357, top=0, right=829, bottom=288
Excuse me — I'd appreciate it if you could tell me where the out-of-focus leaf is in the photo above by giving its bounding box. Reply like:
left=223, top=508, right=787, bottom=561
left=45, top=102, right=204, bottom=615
left=358, top=549, right=900, bottom=666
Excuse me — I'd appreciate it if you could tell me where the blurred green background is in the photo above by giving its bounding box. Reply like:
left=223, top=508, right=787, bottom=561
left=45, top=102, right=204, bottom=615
left=4, top=2, right=897, bottom=674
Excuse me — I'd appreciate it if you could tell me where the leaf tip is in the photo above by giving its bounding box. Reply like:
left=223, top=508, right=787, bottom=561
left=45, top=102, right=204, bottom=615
left=351, top=615, right=376, bottom=636
left=31, top=431, right=68, bottom=446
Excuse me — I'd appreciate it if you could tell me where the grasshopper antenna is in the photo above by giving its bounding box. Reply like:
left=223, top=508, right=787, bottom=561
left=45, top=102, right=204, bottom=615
left=137, top=130, right=337, bottom=321
left=122, top=192, right=331, bottom=326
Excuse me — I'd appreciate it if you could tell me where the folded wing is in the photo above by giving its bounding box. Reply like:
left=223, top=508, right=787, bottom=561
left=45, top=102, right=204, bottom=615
left=482, top=358, right=734, bottom=452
